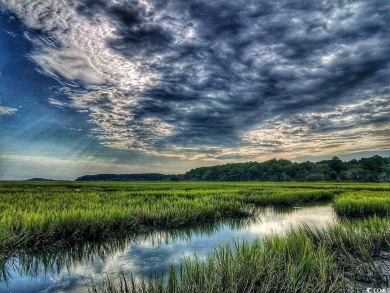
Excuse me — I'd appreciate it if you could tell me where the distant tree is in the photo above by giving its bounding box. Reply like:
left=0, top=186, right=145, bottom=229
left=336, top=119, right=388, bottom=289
left=227, top=165, right=244, bottom=181
left=360, top=155, right=385, bottom=182
left=330, top=156, right=343, bottom=173
left=247, top=164, right=260, bottom=180
left=305, top=173, right=326, bottom=181
left=361, top=155, right=384, bottom=173
left=329, top=156, right=344, bottom=181
left=76, top=155, right=390, bottom=183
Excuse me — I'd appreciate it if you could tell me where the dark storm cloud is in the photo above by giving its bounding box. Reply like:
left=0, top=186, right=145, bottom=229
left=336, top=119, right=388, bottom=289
left=77, top=0, right=174, bottom=55
left=116, top=0, right=389, bottom=149
left=1, top=0, right=390, bottom=158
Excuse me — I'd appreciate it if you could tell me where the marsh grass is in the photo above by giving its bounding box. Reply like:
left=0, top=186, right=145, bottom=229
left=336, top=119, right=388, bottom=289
left=90, top=237, right=345, bottom=293
left=334, top=191, right=390, bottom=217
left=0, top=182, right=344, bottom=254
left=90, top=217, right=390, bottom=293
left=1, top=182, right=389, bottom=292
left=301, top=217, right=390, bottom=286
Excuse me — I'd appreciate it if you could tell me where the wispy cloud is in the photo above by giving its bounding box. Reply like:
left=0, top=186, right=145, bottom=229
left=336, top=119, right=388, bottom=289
left=48, top=98, right=69, bottom=108
left=2, top=29, right=17, bottom=37
left=1, top=0, right=389, bottom=160
left=0, top=106, right=17, bottom=115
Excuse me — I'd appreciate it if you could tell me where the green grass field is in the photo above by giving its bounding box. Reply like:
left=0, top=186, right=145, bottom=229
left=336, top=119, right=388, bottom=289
left=334, top=190, right=390, bottom=217
left=1, top=181, right=390, bottom=292
left=0, top=181, right=389, bottom=253
left=0, top=181, right=344, bottom=253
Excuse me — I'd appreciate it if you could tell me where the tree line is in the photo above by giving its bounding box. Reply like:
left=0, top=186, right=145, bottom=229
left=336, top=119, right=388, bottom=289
left=183, top=156, right=390, bottom=182
left=75, top=155, right=390, bottom=182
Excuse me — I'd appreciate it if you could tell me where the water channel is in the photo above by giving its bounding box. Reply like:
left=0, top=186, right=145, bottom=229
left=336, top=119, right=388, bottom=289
left=0, top=203, right=336, bottom=293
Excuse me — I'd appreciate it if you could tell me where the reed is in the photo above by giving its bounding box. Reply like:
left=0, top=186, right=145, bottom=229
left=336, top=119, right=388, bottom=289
left=334, top=191, right=390, bottom=217
left=0, top=181, right=387, bottom=254
left=0, top=182, right=345, bottom=253
left=91, top=217, right=390, bottom=293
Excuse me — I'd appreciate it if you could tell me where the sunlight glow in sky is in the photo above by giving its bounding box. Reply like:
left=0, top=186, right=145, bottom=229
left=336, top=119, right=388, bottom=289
left=0, top=0, right=389, bottom=180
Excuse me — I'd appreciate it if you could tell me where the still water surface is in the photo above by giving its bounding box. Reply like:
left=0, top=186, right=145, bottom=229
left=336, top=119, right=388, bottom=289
left=0, top=203, right=336, bottom=293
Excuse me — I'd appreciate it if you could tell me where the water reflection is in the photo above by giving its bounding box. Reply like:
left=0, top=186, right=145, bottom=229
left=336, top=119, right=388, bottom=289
left=0, top=217, right=257, bottom=285
left=0, top=203, right=336, bottom=293
left=251, top=204, right=336, bottom=236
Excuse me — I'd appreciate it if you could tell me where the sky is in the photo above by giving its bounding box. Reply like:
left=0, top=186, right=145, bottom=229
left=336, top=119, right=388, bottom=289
left=0, top=0, right=389, bottom=180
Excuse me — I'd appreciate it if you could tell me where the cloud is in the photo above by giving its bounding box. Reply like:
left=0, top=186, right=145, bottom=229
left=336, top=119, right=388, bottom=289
left=0, top=106, right=17, bottom=115
left=2, top=29, right=17, bottom=37
left=244, top=98, right=390, bottom=158
left=1, top=0, right=389, bottom=159
left=48, top=98, right=69, bottom=108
